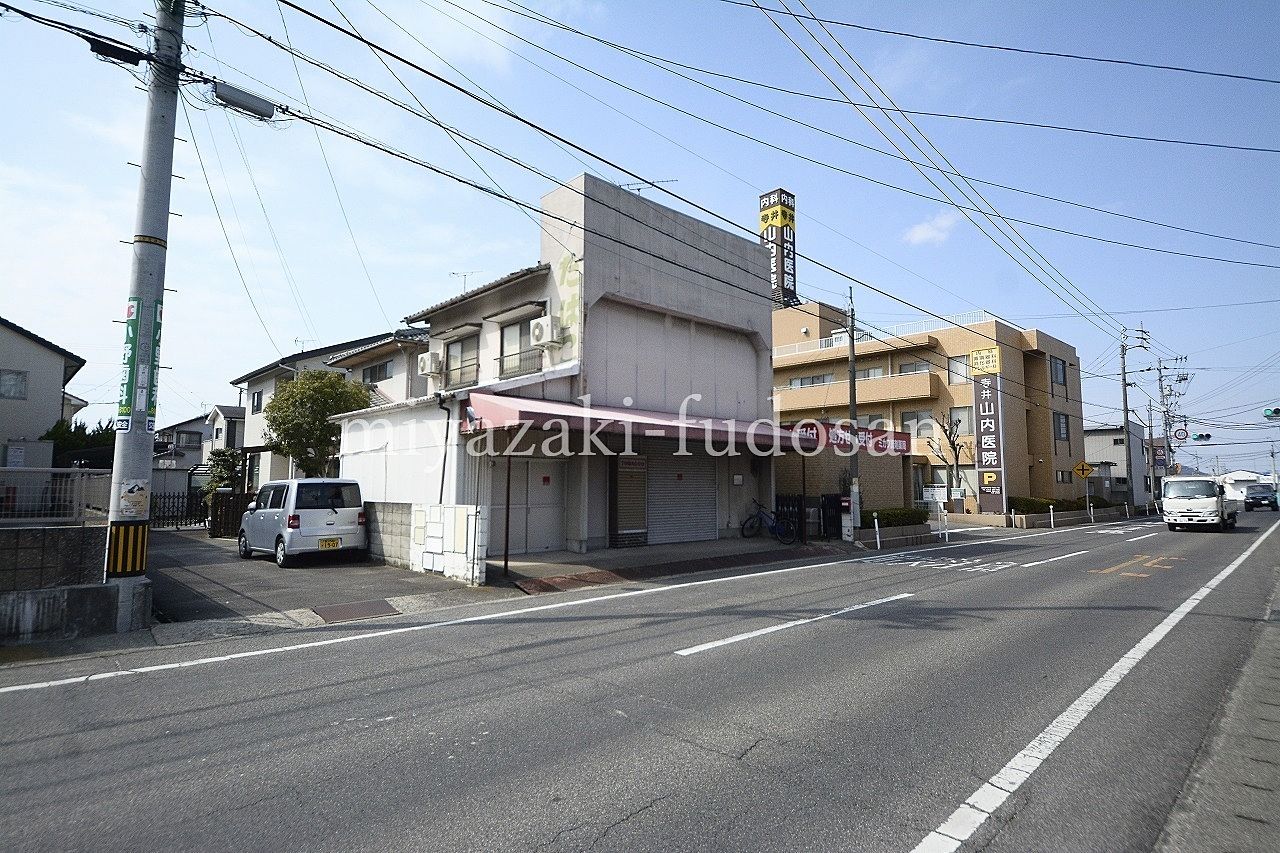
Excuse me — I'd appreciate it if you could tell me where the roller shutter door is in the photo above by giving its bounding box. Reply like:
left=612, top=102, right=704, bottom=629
left=644, top=441, right=717, bottom=544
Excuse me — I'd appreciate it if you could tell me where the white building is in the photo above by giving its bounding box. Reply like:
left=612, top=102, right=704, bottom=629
left=0, top=316, right=86, bottom=468
left=230, top=334, right=384, bottom=490
left=202, top=404, right=245, bottom=462
left=337, top=175, right=783, bottom=576
left=1083, top=420, right=1151, bottom=505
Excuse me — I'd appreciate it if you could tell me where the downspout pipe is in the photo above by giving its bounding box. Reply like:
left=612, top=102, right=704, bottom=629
left=437, top=392, right=451, bottom=505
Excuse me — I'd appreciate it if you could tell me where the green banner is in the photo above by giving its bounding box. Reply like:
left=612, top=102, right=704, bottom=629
left=147, top=301, right=163, bottom=431
left=116, top=297, right=141, bottom=430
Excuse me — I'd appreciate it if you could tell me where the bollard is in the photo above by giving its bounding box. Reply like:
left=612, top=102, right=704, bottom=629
left=873, top=512, right=881, bottom=550
left=939, top=502, right=949, bottom=542
left=1049, top=505, right=1055, bottom=529
left=1089, top=503, right=1095, bottom=523
left=1125, top=504, right=1130, bottom=519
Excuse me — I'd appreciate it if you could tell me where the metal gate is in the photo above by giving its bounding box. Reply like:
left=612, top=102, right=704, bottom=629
left=208, top=491, right=254, bottom=538
left=644, top=441, right=717, bottom=544
left=150, top=491, right=206, bottom=529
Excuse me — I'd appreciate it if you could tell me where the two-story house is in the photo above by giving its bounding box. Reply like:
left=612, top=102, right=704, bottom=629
left=324, top=328, right=431, bottom=406
left=231, top=334, right=385, bottom=490
left=0, top=316, right=86, bottom=468
left=153, top=413, right=212, bottom=492
left=202, top=404, right=245, bottom=462
left=1083, top=420, right=1151, bottom=506
left=338, top=174, right=783, bottom=563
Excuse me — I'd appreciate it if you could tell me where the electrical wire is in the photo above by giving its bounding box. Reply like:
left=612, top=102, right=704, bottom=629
left=712, top=0, right=1280, bottom=87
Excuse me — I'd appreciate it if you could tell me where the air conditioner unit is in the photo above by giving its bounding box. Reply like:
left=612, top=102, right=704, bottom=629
left=529, top=315, right=562, bottom=349
left=417, top=352, right=442, bottom=376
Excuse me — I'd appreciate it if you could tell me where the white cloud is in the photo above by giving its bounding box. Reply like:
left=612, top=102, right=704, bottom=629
left=902, top=210, right=961, bottom=246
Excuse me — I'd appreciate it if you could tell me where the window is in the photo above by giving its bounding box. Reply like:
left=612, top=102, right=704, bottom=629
left=1051, top=356, right=1068, bottom=386
left=788, top=373, right=834, bottom=388
left=854, top=366, right=885, bottom=380
left=1116, top=477, right=1129, bottom=485
left=295, top=482, right=362, bottom=509
left=247, top=454, right=261, bottom=489
left=499, top=319, right=542, bottom=377
left=947, top=355, right=970, bottom=385
left=857, top=413, right=884, bottom=429
left=254, top=485, right=272, bottom=507
left=177, top=431, right=202, bottom=449
left=250, top=390, right=263, bottom=414
left=0, top=369, right=28, bottom=400
left=361, top=361, right=391, bottom=384
left=215, top=427, right=223, bottom=440
left=949, top=406, right=974, bottom=435
left=1112, top=437, right=1125, bottom=446
left=900, top=410, right=934, bottom=437
left=1056, top=470, right=1073, bottom=484
left=446, top=335, right=480, bottom=388
left=1053, top=411, right=1070, bottom=441
left=267, top=485, right=287, bottom=509
left=898, top=361, right=929, bottom=375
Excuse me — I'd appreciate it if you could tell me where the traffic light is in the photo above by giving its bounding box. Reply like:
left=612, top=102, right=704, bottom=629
left=1191, top=432, right=1211, bottom=441
left=1265, top=407, right=1280, bottom=420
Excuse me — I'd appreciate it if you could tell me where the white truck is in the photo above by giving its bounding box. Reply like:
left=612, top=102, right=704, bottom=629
left=1162, top=475, right=1240, bottom=532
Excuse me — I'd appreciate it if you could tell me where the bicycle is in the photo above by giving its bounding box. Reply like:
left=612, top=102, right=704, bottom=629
left=741, top=498, right=798, bottom=545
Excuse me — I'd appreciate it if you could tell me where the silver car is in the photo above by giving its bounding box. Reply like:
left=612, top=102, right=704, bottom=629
left=237, top=479, right=367, bottom=567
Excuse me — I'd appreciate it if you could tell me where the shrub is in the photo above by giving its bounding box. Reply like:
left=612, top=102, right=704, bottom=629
left=862, top=507, right=930, bottom=528
left=1008, top=496, right=1116, bottom=514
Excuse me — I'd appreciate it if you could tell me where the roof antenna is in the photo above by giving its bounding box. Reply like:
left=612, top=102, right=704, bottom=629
left=450, top=270, right=482, bottom=292
left=620, top=179, right=677, bottom=193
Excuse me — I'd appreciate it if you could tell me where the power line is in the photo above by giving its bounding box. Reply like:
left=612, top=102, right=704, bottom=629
left=272, top=1, right=393, bottom=326
left=712, top=0, right=1280, bottom=87
left=484, top=0, right=1280, bottom=252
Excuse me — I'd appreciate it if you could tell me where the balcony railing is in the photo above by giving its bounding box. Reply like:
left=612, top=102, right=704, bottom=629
left=498, top=349, right=543, bottom=379
left=772, top=310, right=998, bottom=359
left=443, top=362, right=480, bottom=390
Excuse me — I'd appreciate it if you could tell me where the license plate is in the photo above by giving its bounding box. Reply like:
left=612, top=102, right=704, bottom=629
left=318, top=538, right=341, bottom=550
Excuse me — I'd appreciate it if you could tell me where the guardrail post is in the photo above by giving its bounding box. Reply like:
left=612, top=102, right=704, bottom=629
left=1049, top=505, right=1055, bottom=528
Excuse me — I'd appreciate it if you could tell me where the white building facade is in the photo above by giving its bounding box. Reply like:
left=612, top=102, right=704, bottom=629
left=1083, top=420, right=1152, bottom=506
left=337, top=175, right=779, bottom=573
left=0, top=316, right=85, bottom=468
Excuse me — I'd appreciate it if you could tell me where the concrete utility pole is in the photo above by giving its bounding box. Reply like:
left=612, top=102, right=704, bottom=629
left=1146, top=400, right=1157, bottom=502
left=105, top=2, right=185, bottom=589
left=846, top=286, right=862, bottom=530
left=1119, top=326, right=1150, bottom=506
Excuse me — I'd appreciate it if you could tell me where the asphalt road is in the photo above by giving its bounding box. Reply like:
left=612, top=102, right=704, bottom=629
left=3, top=515, right=1278, bottom=852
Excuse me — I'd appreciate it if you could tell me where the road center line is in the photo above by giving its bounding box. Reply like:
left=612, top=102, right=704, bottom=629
left=1127, top=532, right=1161, bottom=542
left=908, top=517, right=1280, bottom=853
left=1021, top=550, right=1090, bottom=568
left=673, top=592, right=914, bottom=657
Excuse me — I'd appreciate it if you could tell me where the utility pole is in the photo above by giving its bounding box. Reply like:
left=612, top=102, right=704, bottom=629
left=1271, top=442, right=1277, bottom=488
left=846, top=286, right=862, bottom=531
left=1146, top=400, right=1157, bottom=503
left=1118, top=327, right=1148, bottom=508
left=104, top=2, right=185, bottom=597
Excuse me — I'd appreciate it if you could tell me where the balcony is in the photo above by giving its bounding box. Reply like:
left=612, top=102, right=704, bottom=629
left=498, top=349, right=543, bottom=379
left=773, top=371, right=939, bottom=414
left=443, top=362, right=480, bottom=390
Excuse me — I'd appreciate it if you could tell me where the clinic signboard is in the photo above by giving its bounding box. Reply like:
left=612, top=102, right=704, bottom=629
left=971, top=347, right=1008, bottom=514
left=759, top=188, right=797, bottom=306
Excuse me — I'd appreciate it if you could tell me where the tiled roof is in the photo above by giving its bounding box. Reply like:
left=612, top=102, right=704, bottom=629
left=403, top=264, right=549, bottom=324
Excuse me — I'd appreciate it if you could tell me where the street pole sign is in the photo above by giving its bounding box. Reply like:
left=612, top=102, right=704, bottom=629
left=1073, top=461, right=1095, bottom=480
left=971, top=347, right=1007, bottom=514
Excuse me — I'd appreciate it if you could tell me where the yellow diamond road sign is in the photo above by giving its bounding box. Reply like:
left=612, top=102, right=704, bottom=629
left=1073, top=461, right=1095, bottom=479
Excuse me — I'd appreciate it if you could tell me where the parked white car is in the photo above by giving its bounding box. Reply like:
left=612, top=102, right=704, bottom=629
left=1162, top=476, right=1239, bottom=532
left=237, top=479, right=367, bottom=567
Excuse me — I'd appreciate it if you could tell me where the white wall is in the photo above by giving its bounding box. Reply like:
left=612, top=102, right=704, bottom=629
left=339, top=404, right=452, bottom=506
left=0, top=327, right=67, bottom=445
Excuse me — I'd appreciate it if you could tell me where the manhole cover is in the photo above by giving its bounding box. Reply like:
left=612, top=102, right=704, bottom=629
left=312, top=599, right=400, bottom=624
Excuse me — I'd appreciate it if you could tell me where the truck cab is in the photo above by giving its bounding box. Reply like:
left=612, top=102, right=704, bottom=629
left=1162, top=476, right=1239, bottom=532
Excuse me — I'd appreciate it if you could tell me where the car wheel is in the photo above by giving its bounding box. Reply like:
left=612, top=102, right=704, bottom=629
left=275, top=538, right=294, bottom=568
left=237, top=531, right=252, bottom=559
left=1167, top=523, right=1178, bottom=531
left=1246, top=505, right=1253, bottom=512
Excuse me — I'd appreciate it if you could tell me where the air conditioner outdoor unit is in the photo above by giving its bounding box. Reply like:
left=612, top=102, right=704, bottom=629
left=417, top=352, right=442, bottom=376
left=529, top=315, right=562, bottom=349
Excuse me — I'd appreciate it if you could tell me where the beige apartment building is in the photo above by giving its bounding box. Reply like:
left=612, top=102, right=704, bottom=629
left=773, top=304, right=1088, bottom=510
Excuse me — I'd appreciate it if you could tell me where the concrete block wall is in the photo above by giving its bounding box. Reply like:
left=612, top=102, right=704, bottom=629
left=0, top=525, right=107, bottom=592
left=365, top=502, right=412, bottom=569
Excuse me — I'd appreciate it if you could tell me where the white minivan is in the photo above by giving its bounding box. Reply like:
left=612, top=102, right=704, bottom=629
left=237, top=479, right=367, bottom=567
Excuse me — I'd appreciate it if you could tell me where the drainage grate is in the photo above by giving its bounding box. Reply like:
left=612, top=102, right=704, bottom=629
left=312, top=599, right=400, bottom=624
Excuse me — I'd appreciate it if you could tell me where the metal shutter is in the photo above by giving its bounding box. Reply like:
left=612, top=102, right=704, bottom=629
left=644, top=440, right=718, bottom=544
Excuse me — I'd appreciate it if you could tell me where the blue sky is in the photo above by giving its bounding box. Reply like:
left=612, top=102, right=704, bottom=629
left=2, top=0, right=1277, bottom=470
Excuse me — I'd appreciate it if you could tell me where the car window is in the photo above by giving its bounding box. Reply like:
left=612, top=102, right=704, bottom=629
left=267, top=486, right=287, bottom=509
left=295, top=483, right=362, bottom=509
left=1163, top=480, right=1217, bottom=499
left=1247, top=485, right=1273, bottom=495
left=255, top=487, right=272, bottom=507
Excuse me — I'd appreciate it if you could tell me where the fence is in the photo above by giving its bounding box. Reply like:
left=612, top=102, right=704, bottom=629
left=0, top=468, right=111, bottom=525
left=208, top=491, right=254, bottom=538
left=150, top=491, right=207, bottom=529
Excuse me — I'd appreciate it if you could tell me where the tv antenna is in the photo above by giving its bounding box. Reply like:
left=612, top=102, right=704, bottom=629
left=620, top=179, right=678, bottom=193
left=450, top=270, right=482, bottom=291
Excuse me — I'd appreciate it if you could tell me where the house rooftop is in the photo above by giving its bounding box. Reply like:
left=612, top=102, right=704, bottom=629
left=326, top=328, right=430, bottom=368
left=229, top=333, right=387, bottom=386
left=207, top=405, right=245, bottom=422
left=0, top=315, right=86, bottom=385
left=403, top=264, right=550, bottom=324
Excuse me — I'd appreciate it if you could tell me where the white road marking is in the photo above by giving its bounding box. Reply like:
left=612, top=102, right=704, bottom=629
left=908, top=518, right=1280, bottom=853
left=673, top=593, right=914, bottom=656
left=0, top=555, right=912, bottom=695
left=1127, top=532, right=1161, bottom=542
left=1021, top=550, right=1090, bottom=567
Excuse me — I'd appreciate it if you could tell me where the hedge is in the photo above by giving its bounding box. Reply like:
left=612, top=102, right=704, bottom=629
left=861, top=507, right=930, bottom=527
left=1008, top=496, right=1116, bottom=514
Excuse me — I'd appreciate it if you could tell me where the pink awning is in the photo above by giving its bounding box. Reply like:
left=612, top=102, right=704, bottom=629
left=463, top=392, right=813, bottom=449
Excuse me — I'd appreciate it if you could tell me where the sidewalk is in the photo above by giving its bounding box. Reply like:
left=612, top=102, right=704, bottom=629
left=1158, top=596, right=1280, bottom=851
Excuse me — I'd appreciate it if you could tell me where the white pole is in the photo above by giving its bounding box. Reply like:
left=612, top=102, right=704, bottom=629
left=873, top=512, right=881, bottom=549
left=1049, top=504, right=1055, bottom=528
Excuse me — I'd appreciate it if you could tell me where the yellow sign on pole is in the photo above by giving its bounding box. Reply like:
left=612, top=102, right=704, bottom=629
left=1073, top=461, right=1095, bottom=480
